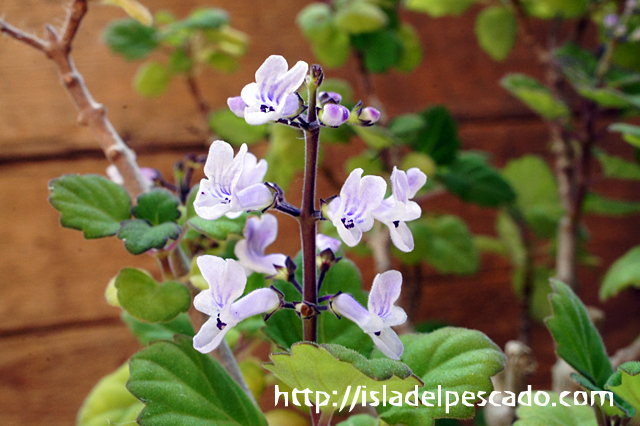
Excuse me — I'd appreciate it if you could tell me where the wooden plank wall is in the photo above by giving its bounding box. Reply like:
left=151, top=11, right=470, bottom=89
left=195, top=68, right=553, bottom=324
left=1, top=1, right=639, bottom=425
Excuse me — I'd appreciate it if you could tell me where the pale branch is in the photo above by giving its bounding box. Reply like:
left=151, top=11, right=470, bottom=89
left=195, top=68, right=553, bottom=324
left=611, top=334, right=640, bottom=369
left=1, top=0, right=256, bottom=403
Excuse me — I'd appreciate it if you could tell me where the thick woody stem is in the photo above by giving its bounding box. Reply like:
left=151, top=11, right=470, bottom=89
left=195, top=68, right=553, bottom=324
left=300, top=78, right=321, bottom=342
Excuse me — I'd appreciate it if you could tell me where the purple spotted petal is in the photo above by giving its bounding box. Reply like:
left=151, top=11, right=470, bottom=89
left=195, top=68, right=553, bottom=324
left=196, top=256, right=246, bottom=309
left=371, top=327, right=404, bottom=360
left=193, top=316, right=230, bottom=353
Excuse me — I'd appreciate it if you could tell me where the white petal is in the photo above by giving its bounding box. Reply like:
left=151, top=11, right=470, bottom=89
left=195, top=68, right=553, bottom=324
left=227, top=96, right=247, bottom=118
left=282, top=93, right=302, bottom=117
left=390, top=167, right=409, bottom=204
left=203, top=140, right=234, bottom=179
left=358, top=175, right=387, bottom=212
left=237, top=154, right=268, bottom=191
left=193, top=316, right=231, bottom=354
left=197, top=256, right=246, bottom=308
left=229, top=288, right=281, bottom=322
left=234, top=214, right=286, bottom=275
left=332, top=294, right=371, bottom=328
left=389, top=221, right=414, bottom=252
left=370, top=327, right=404, bottom=360
left=368, top=270, right=403, bottom=318
left=270, top=60, right=308, bottom=105
left=384, top=306, right=408, bottom=327
left=240, top=82, right=261, bottom=107
left=244, top=108, right=283, bottom=126
left=316, top=234, right=341, bottom=253
left=193, top=288, right=220, bottom=316
left=193, top=178, right=231, bottom=221
left=406, top=168, right=427, bottom=199
left=334, top=216, right=363, bottom=247
left=255, top=55, right=288, bottom=89
left=340, top=168, right=364, bottom=204
left=234, top=183, right=273, bottom=212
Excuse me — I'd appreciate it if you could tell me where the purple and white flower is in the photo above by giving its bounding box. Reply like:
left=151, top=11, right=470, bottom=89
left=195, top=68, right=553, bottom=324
left=332, top=270, right=407, bottom=359
left=194, top=140, right=272, bottom=221
left=326, top=168, right=386, bottom=247
left=320, top=103, right=350, bottom=127
left=228, top=55, right=308, bottom=125
left=372, top=167, right=427, bottom=252
left=193, top=256, right=281, bottom=353
left=234, top=214, right=287, bottom=276
left=316, top=234, right=341, bottom=254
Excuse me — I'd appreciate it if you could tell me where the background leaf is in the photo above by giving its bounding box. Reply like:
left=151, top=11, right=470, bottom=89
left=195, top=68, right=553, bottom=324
left=121, top=312, right=195, bottom=346
left=599, top=246, right=640, bottom=301
left=594, top=149, right=640, bottom=180
left=404, top=0, right=474, bottom=17
left=127, top=335, right=268, bottom=426
left=134, top=61, right=171, bottom=97
left=606, top=362, right=640, bottom=422
left=513, top=391, right=597, bottom=426
left=475, top=7, right=517, bottom=61
left=208, top=109, right=268, bottom=146
left=104, top=19, right=158, bottom=60
left=501, top=74, right=570, bottom=120
left=545, top=280, right=613, bottom=388
left=49, top=174, right=131, bottom=239
left=77, top=363, right=144, bottom=426
left=115, top=268, right=191, bottom=322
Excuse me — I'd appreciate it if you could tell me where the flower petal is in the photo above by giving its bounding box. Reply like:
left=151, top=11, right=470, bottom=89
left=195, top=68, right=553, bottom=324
left=282, top=92, right=302, bottom=117
left=370, top=327, right=404, bottom=360
left=316, top=234, right=341, bottom=253
left=193, top=288, right=219, bottom=316
left=194, top=178, right=232, bottom=221
left=235, top=214, right=287, bottom=275
left=332, top=293, right=371, bottom=328
left=389, top=221, right=414, bottom=253
left=270, top=60, right=308, bottom=105
left=197, top=256, right=246, bottom=308
left=255, top=55, right=289, bottom=91
left=406, top=167, right=427, bottom=199
left=368, top=270, right=403, bottom=319
left=227, top=96, right=247, bottom=118
left=193, top=316, right=231, bottom=354
left=228, top=288, right=281, bottom=322
left=237, top=154, right=268, bottom=191
left=234, top=183, right=273, bottom=212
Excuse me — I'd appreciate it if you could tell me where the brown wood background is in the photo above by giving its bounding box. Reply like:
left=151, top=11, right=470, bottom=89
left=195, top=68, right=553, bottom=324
left=1, top=1, right=639, bottom=425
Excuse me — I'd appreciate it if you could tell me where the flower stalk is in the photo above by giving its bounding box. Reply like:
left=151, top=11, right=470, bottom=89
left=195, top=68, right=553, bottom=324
left=300, top=65, right=322, bottom=342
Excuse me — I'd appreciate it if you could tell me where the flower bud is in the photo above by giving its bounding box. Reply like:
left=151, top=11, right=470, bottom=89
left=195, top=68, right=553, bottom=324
left=318, top=91, right=342, bottom=106
left=360, top=107, right=380, bottom=124
left=319, top=104, right=350, bottom=127
left=348, top=102, right=381, bottom=126
left=294, top=301, right=320, bottom=319
left=604, top=14, right=619, bottom=29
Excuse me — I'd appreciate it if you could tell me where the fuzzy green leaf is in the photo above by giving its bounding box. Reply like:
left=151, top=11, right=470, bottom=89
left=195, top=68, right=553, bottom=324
left=606, top=362, right=640, bottom=422
left=134, top=189, right=181, bottom=225
left=546, top=280, right=613, bottom=388
left=48, top=174, right=132, bottom=239
left=117, top=219, right=181, bottom=254
left=513, top=391, right=597, bottom=426
left=501, top=74, right=570, bottom=120
left=265, top=343, right=423, bottom=411
left=115, top=268, right=191, bottom=323
left=378, top=328, right=505, bottom=425
left=121, top=312, right=195, bottom=346
left=103, top=19, right=158, bottom=60
left=600, top=246, right=640, bottom=301
left=475, top=7, right=517, bottom=61
left=127, top=335, right=268, bottom=426
left=77, top=363, right=144, bottom=426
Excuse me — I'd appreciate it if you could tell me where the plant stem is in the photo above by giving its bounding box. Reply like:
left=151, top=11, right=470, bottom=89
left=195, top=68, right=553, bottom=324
left=300, top=77, right=321, bottom=342
left=317, top=410, right=334, bottom=426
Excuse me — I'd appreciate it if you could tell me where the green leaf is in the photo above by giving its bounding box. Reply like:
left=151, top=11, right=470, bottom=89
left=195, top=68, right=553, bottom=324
left=115, top=268, right=191, bottom=323
left=77, top=363, right=144, bottom=426
left=134, top=189, right=181, bottom=225
left=594, top=149, right=640, bottom=180
left=389, top=113, right=426, bottom=146
left=167, top=48, right=193, bottom=73
left=264, top=124, right=306, bottom=190
left=208, top=109, right=268, bottom=146
left=48, top=174, right=132, bottom=239
left=121, top=312, right=195, bottom=346
left=103, top=19, right=158, bottom=60
left=352, top=29, right=403, bottom=74
left=335, top=0, right=388, bottom=34
left=475, top=7, right=517, bottom=61
left=599, top=246, right=640, bottom=301
left=297, top=3, right=351, bottom=69
left=554, top=42, right=597, bottom=86
left=297, top=3, right=334, bottom=39
left=335, top=414, right=378, bottom=426
left=394, top=216, right=480, bottom=275
left=134, top=61, right=171, bottom=97
left=584, top=193, right=640, bottom=217
left=438, top=153, right=516, bottom=207
left=164, top=8, right=230, bottom=33
left=378, top=328, right=505, bottom=426
left=395, top=23, right=423, bottom=73
left=346, top=152, right=385, bottom=177
left=501, top=74, right=570, bottom=120
left=513, top=391, right=597, bottom=426
left=606, top=362, right=640, bottom=423
left=404, top=0, right=474, bottom=17
left=528, top=267, right=554, bottom=322
left=520, top=0, right=589, bottom=19
left=413, top=106, right=460, bottom=166
left=545, top=280, right=613, bottom=388
left=117, top=219, right=181, bottom=254
left=127, top=335, right=268, bottom=426
left=609, top=123, right=640, bottom=149
left=353, top=125, right=397, bottom=150
left=401, top=152, right=438, bottom=178
left=265, top=342, right=423, bottom=411
left=102, top=0, right=153, bottom=26
left=572, top=373, right=633, bottom=418
left=577, top=87, right=640, bottom=109
left=502, top=155, right=563, bottom=238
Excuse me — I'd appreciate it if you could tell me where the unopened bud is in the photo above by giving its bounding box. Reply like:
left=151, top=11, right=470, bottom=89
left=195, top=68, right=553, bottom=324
left=348, top=102, right=381, bottom=126
left=319, top=104, right=350, bottom=127
left=318, top=91, right=342, bottom=106
left=295, top=301, right=320, bottom=319
left=306, top=64, right=324, bottom=88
